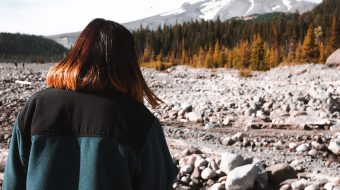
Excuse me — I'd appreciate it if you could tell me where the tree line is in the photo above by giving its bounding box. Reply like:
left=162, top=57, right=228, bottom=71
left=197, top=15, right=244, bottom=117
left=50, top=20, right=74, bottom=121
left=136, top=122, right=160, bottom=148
left=133, top=0, right=340, bottom=71
left=0, top=32, right=68, bottom=63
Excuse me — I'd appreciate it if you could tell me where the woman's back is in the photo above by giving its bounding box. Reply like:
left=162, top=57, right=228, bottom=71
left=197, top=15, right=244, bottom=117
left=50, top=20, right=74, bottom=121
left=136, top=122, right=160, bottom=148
left=4, top=88, right=177, bottom=190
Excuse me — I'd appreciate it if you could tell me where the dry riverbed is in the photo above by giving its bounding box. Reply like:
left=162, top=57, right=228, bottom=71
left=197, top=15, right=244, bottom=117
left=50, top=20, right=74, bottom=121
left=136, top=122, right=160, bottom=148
left=0, top=63, right=339, bottom=190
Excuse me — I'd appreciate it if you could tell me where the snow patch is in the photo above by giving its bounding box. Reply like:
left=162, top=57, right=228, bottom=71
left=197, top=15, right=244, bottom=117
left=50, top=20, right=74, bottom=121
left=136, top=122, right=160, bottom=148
left=245, top=0, right=254, bottom=16
left=282, top=0, right=293, bottom=10
left=272, top=5, right=281, bottom=11
left=199, top=0, right=232, bottom=20
left=161, top=8, right=186, bottom=16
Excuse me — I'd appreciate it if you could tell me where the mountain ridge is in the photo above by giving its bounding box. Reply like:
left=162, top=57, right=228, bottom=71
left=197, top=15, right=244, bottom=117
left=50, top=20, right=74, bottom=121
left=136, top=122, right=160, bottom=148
left=47, top=0, right=321, bottom=48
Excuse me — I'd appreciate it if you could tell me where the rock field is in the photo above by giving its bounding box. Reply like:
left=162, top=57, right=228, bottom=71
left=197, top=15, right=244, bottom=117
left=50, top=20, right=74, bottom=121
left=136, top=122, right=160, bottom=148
left=0, top=62, right=339, bottom=189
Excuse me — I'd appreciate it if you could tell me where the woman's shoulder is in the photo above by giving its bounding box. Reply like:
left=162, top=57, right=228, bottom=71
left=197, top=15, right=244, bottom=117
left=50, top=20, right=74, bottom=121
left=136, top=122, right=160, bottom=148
left=20, top=88, right=157, bottom=153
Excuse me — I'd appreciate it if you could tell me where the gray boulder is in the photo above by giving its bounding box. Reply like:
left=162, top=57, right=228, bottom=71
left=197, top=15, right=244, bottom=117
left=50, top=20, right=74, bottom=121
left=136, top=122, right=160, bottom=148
left=326, top=49, right=340, bottom=68
left=185, top=112, right=203, bottom=123
left=219, top=153, right=246, bottom=174
left=328, top=138, right=340, bottom=155
left=266, top=163, right=297, bottom=185
left=225, top=163, right=268, bottom=190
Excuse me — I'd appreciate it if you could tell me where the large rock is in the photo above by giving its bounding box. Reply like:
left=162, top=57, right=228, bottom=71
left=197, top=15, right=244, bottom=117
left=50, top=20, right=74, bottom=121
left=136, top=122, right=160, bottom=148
left=225, top=163, right=268, bottom=190
left=326, top=49, right=340, bottom=68
left=328, top=138, right=340, bottom=155
left=185, top=112, right=203, bottom=123
left=291, top=179, right=308, bottom=190
left=219, top=153, right=246, bottom=174
left=266, top=163, right=297, bottom=185
left=201, top=167, right=217, bottom=180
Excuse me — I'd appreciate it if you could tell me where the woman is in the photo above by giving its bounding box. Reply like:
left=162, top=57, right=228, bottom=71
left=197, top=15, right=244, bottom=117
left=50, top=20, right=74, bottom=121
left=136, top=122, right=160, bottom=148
left=3, top=18, right=178, bottom=190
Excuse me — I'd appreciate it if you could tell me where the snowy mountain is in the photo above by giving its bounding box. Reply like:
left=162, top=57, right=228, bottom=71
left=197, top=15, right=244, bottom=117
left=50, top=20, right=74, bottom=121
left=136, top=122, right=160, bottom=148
left=124, top=0, right=319, bottom=30
left=47, top=0, right=321, bottom=48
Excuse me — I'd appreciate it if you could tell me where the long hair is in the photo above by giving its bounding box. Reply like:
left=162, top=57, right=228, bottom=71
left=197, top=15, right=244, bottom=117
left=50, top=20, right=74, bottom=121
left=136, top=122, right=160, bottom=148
left=46, top=18, right=161, bottom=107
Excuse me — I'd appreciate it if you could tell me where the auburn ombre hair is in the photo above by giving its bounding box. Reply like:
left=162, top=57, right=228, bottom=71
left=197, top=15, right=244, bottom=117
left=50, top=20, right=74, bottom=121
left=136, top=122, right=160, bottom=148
left=46, top=18, right=161, bottom=107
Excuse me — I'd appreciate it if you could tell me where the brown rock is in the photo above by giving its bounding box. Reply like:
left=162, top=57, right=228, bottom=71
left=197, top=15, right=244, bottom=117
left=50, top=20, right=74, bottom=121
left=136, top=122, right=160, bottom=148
left=266, top=163, right=297, bottom=185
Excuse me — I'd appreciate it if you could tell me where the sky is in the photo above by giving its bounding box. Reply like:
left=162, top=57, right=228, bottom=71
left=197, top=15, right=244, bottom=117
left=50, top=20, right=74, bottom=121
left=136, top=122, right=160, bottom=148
left=0, top=0, right=322, bottom=36
left=0, top=0, right=203, bottom=36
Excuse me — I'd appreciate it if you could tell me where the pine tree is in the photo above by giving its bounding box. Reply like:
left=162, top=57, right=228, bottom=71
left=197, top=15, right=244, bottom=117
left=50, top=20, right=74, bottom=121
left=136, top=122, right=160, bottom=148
left=295, top=43, right=302, bottom=63
left=212, top=41, right=220, bottom=68
left=301, top=26, right=318, bottom=63
left=238, top=40, right=250, bottom=69
left=225, top=49, right=233, bottom=68
left=285, top=39, right=297, bottom=64
left=250, top=34, right=266, bottom=71
left=142, top=46, right=151, bottom=62
left=319, top=42, right=326, bottom=63
left=204, top=47, right=212, bottom=68
left=197, top=47, right=205, bottom=67
left=233, top=45, right=241, bottom=69
left=327, top=16, right=339, bottom=56
left=220, top=47, right=227, bottom=67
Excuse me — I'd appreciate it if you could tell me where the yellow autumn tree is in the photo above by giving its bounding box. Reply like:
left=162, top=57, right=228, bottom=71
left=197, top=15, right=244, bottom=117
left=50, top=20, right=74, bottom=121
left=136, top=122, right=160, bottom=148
left=301, top=26, right=318, bottom=63
left=238, top=40, right=251, bottom=69
left=319, top=42, right=326, bottom=63
left=212, top=41, right=221, bottom=68
left=250, top=34, right=267, bottom=71
left=204, top=47, right=213, bottom=68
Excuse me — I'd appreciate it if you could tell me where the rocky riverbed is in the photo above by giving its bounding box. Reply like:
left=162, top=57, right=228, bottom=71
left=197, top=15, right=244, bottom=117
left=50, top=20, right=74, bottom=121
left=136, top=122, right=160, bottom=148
left=0, top=63, right=339, bottom=189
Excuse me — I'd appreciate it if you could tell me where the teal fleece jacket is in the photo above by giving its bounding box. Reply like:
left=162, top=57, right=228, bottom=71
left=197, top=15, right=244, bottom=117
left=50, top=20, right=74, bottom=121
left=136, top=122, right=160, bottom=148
left=3, top=88, right=178, bottom=190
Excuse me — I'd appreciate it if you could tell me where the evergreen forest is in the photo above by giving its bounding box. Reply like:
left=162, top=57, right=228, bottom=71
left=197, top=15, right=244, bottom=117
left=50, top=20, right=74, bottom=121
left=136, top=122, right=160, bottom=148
left=0, top=33, right=67, bottom=63
left=133, top=0, right=340, bottom=70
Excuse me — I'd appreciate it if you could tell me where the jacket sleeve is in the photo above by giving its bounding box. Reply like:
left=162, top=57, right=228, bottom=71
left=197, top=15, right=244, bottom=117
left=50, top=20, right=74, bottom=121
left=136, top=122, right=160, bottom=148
left=3, top=119, right=29, bottom=190
left=135, top=119, right=179, bottom=190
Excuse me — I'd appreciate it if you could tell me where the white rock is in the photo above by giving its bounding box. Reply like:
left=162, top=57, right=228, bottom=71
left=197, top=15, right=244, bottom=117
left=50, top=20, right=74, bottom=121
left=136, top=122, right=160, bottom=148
left=201, top=167, right=216, bottom=180
left=304, top=184, right=320, bottom=190
left=291, top=179, right=307, bottom=189
left=180, top=176, right=190, bottom=183
left=179, top=155, right=196, bottom=167
left=311, top=141, right=324, bottom=150
left=328, top=138, right=340, bottom=155
left=222, top=117, right=230, bottom=126
left=185, top=112, right=202, bottom=123
left=244, top=108, right=256, bottom=117
left=290, top=159, right=304, bottom=168
left=208, top=183, right=224, bottom=190
left=296, top=143, right=311, bottom=152
left=308, top=149, right=318, bottom=157
left=195, top=157, right=208, bottom=168
left=209, top=159, right=219, bottom=171
left=330, top=176, right=340, bottom=185
left=289, top=142, right=298, bottom=149
left=205, top=122, right=216, bottom=130
left=219, top=153, right=246, bottom=174
left=330, top=125, right=340, bottom=132
left=180, top=165, right=194, bottom=174
left=225, top=164, right=266, bottom=190
left=324, top=182, right=336, bottom=190
left=231, top=132, right=246, bottom=141
left=279, top=184, right=291, bottom=190
left=180, top=102, right=193, bottom=111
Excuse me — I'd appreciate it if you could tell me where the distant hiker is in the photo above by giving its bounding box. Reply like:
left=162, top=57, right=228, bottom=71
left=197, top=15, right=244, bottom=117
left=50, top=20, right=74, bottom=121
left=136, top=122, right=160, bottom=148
left=14, top=62, right=17, bottom=69
left=22, top=62, right=25, bottom=68
left=3, top=18, right=178, bottom=190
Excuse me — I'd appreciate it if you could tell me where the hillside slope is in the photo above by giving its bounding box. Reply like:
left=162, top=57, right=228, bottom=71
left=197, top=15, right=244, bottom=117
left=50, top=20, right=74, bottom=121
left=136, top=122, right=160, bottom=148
left=0, top=32, right=68, bottom=63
